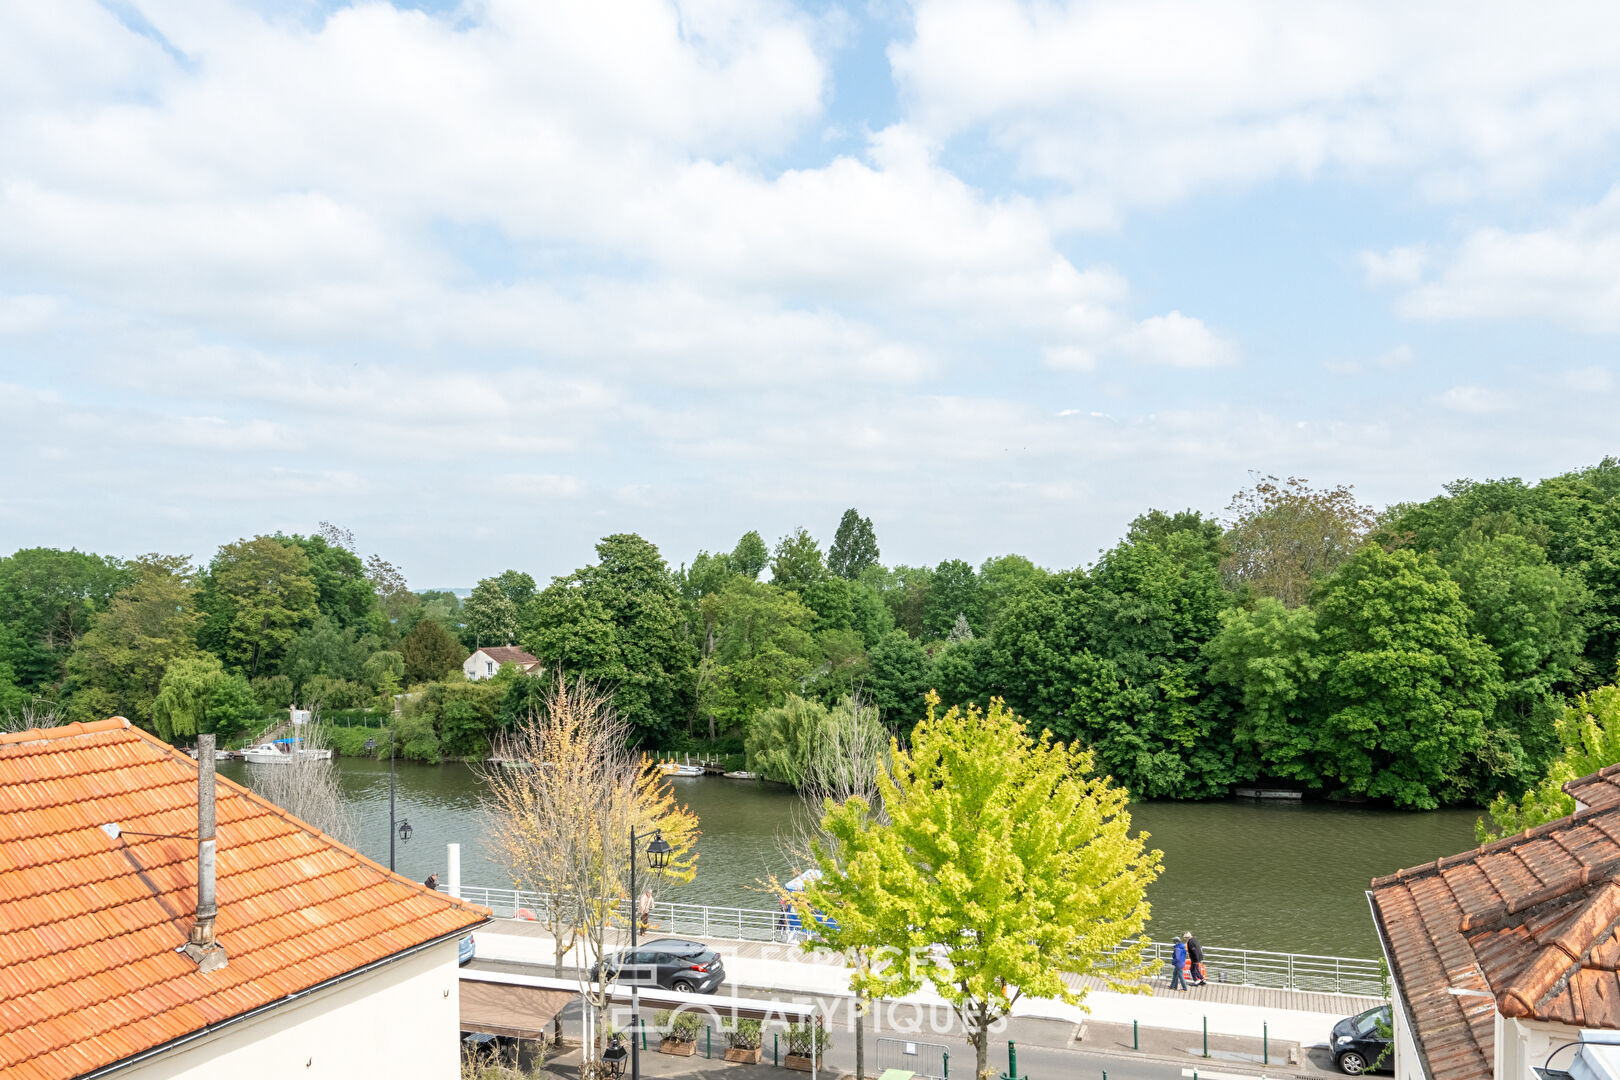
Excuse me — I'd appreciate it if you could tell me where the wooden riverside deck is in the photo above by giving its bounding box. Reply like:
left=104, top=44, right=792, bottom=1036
left=485, top=917, right=1386, bottom=1018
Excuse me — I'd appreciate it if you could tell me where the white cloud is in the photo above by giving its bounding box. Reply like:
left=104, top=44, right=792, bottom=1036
left=1360, top=247, right=1429, bottom=288
left=1376, top=186, right=1620, bottom=332
left=1113, top=312, right=1238, bottom=368
left=1436, top=386, right=1515, bottom=414
left=891, top=1, right=1620, bottom=216
left=0, top=294, right=63, bottom=335
left=496, top=473, right=585, bottom=499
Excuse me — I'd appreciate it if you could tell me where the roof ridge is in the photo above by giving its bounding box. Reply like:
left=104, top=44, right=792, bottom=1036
left=1372, top=806, right=1620, bottom=888
left=0, top=716, right=130, bottom=747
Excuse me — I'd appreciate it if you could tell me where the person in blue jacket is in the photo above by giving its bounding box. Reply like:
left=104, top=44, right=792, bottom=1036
left=1170, top=936, right=1190, bottom=991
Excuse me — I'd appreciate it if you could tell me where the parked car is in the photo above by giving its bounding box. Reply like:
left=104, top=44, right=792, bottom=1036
left=459, top=934, right=476, bottom=966
left=597, top=937, right=725, bottom=994
left=1330, top=1004, right=1392, bottom=1075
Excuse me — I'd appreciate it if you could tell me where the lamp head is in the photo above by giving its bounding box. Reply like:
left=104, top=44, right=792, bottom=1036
left=398, top=818, right=413, bottom=843
left=646, top=829, right=672, bottom=870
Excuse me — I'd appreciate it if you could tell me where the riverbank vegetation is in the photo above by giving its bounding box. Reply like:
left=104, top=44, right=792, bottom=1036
left=6, top=461, right=1620, bottom=809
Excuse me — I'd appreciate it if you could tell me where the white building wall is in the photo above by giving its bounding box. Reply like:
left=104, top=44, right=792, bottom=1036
left=463, top=650, right=494, bottom=680
left=120, top=938, right=464, bottom=1080
left=1496, top=1013, right=1583, bottom=1079
left=1391, top=985, right=1426, bottom=1080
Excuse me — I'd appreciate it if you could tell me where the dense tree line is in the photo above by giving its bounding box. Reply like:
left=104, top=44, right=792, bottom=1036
left=5, top=461, right=1620, bottom=808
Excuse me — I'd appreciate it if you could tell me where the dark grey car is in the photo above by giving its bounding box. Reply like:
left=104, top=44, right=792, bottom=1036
left=599, top=937, right=725, bottom=994
left=1330, top=1004, right=1393, bottom=1074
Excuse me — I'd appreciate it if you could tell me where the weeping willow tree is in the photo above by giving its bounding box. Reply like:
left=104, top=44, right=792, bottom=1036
left=746, top=694, right=883, bottom=787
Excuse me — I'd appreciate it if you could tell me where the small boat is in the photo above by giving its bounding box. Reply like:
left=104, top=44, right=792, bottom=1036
left=722, top=770, right=759, bottom=780
left=1233, top=787, right=1303, bottom=800
left=242, top=740, right=334, bottom=764
left=185, top=747, right=235, bottom=762
left=656, top=759, right=705, bottom=777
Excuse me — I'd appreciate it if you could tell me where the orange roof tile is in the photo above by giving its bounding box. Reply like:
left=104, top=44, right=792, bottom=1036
left=1370, top=788, right=1620, bottom=1080
left=0, top=718, right=490, bottom=1079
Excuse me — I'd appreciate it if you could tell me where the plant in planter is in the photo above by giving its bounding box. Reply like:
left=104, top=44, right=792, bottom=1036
left=656, top=1010, right=704, bottom=1057
left=783, top=1022, right=830, bottom=1072
left=724, top=1019, right=764, bottom=1064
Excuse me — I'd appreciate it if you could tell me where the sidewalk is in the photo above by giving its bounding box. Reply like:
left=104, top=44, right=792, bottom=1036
left=476, top=922, right=1377, bottom=1050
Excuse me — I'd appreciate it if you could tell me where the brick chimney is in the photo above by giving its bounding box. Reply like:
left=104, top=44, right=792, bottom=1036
left=184, top=733, right=228, bottom=973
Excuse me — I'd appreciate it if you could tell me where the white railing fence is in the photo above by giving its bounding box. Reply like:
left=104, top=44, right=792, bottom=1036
left=449, top=883, right=1386, bottom=998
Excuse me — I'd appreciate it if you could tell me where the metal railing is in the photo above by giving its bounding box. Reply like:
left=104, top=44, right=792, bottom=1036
left=451, top=883, right=1385, bottom=998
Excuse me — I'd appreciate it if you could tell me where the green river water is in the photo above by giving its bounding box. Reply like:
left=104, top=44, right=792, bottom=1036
left=217, top=758, right=1479, bottom=959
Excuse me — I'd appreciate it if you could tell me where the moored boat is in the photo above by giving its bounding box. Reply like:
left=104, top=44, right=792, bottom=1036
left=722, top=770, right=759, bottom=780
left=242, top=740, right=334, bottom=764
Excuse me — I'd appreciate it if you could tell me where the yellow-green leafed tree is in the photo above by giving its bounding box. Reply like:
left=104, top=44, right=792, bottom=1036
left=793, top=693, right=1162, bottom=1080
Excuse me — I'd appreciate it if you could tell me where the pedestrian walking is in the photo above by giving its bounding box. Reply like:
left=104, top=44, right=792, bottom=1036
left=638, top=887, right=654, bottom=933
left=1186, top=932, right=1207, bottom=985
left=1170, top=936, right=1190, bottom=991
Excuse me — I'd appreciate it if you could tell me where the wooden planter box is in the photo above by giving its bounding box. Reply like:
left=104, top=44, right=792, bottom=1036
left=659, top=1038, right=697, bottom=1057
left=724, top=1046, right=763, bottom=1064
left=784, top=1054, right=815, bottom=1072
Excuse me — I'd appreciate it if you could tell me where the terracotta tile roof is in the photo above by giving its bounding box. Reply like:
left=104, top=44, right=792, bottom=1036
left=1370, top=799, right=1620, bottom=1080
left=473, top=646, right=539, bottom=667
left=0, top=718, right=490, bottom=1080
left=1567, top=763, right=1620, bottom=811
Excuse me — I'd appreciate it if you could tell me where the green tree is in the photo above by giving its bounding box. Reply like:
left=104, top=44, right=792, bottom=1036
left=465, top=577, right=520, bottom=648
left=730, top=530, right=770, bottom=580
left=61, top=555, right=203, bottom=727
left=1479, top=681, right=1620, bottom=841
left=287, top=533, right=380, bottom=632
left=865, top=564, right=933, bottom=639
left=202, top=537, right=319, bottom=676
left=401, top=618, right=466, bottom=684
left=494, top=569, right=537, bottom=611
left=746, top=694, right=878, bottom=786
left=698, top=579, right=819, bottom=736
left=976, top=554, right=1048, bottom=631
left=827, top=509, right=880, bottom=580
left=362, top=650, right=405, bottom=692
left=1205, top=598, right=1326, bottom=786
left=770, top=528, right=828, bottom=592
left=1446, top=533, right=1589, bottom=789
left=799, top=695, right=1162, bottom=1080
left=1222, top=475, right=1375, bottom=606
left=1311, top=547, right=1505, bottom=808
left=863, top=629, right=932, bottom=728
left=0, top=547, right=131, bottom=690
left=152, top=654, right=261, bottom=744
left=525, top=534, right=697, bottom=746
left=676, top=550, right=737, bottom=605
left=279, top=615, right=376, bottom=697
left=922, top=559, right=983, bottom=640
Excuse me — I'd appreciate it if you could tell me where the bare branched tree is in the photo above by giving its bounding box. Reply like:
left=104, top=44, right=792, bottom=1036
left=252, top=722, right=355, bottom=845
left=480, top=675, right=698, bottom=1053
left=0, top=697, right=62, bottom=735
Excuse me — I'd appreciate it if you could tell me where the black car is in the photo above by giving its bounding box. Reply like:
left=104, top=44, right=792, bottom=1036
left=599, top=938, right=726, bottom=994
left=1330, top=1004, right=1392, bottom=1075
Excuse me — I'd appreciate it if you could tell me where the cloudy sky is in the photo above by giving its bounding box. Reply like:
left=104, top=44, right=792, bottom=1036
left=3, top=1, right=1619, bottom=586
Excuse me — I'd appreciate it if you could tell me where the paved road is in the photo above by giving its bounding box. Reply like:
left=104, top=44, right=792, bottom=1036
left=465, top=958, right=1351, bottom=1079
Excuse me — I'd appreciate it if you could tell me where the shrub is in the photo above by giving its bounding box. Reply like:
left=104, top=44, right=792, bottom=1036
left=251, top=674, right=294, bottom=712
left=725, top=1019, right=762, bottom=1050
left=396, top=698, right=442, bottom=763
left=786, top=1022, right=830, bottom=1056
left=303, top=675, right=367, bottom=710
left=328, top=725, right=387, bottom=758
left=655, top=1010, right=704, bottom=1042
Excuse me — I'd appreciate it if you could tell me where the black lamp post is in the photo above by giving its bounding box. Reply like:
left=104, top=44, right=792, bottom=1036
left=364, top=730, right=410, bottom=872
left=629, top=827, right=673, bottom=1080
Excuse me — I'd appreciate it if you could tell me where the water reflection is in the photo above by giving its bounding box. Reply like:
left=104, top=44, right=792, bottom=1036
left=218, top=759, right=1479, bottom=957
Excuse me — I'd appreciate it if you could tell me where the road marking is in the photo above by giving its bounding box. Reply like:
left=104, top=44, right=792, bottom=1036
left=1179, top=1069, right=1273, bottom=1080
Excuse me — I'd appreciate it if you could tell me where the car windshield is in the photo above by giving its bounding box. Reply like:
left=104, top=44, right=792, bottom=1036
left=1353, top=1006, right=1390, bottom=1036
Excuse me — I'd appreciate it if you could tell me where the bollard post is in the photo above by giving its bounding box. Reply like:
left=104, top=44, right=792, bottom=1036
left=1263, top=1022, right=1268, bottom=1065
left=1133, top=1019, right=1138, bottom=1050
left=706, top=1026, right=711, bottom=1059
left=774, top=1033, right=779, bottom=1067
left=642, top=1025, right=648, bottom=1052
left=943, top=1050, right=949, bottom=1080
left=1203, top=1015, right=1209, bottom=1058
left=1007, top=1040, right=1017, bottom=1080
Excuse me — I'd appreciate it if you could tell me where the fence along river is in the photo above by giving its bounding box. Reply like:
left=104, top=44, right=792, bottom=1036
left=217, top=757, right=1479, bottom=960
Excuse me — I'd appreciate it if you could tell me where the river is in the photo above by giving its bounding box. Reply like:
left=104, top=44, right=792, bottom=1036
left=217, top=758, right=1479, bottom=959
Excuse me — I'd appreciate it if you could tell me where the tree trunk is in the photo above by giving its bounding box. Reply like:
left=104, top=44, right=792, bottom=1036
left=554, top=938, right=567, bottom=1045
left=972, top=1003, right=990, bottom=1080
left=855, top=996, right=866, bottom=1080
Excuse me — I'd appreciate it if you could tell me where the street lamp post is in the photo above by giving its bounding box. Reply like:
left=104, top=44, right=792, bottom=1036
left=629, top=827, right=672, bottom=1080
left=364, top=730, right=411, bottom=873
